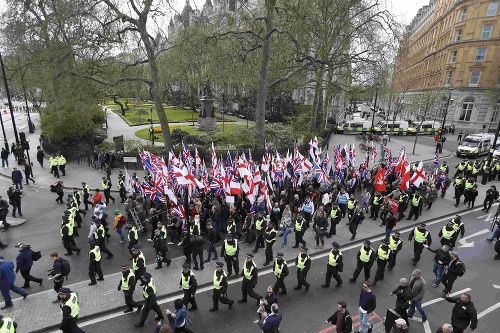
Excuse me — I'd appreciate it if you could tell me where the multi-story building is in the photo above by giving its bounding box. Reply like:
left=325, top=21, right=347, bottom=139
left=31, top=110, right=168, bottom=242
left=393, top=0, right=500, bottom=132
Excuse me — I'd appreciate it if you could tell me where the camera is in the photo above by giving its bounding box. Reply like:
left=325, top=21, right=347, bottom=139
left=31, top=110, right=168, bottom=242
left=47, top=269, right=54, bottom=276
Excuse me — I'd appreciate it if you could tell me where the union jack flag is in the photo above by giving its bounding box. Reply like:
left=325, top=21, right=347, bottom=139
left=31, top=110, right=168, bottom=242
left=172, top=205, right=185, bottom=220
left=371, top=145, right=377, bottom=163
left=434, top=153, right=439, bottom=167
left=439, top=172, right=446, bottom=190
left=321, top=152, right=332, bottom=176
left=349, top=144, right=356, bottom=166
left=138, top=150, right=153, bottom=173
left=313, top=162, right=328, bottom=184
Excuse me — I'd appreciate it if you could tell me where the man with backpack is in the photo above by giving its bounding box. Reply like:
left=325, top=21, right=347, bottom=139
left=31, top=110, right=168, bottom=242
left=48, top=252, right=71, bottom=303
left=441, top=251, right=465, bottom=296
left=15, top=242, right=43, bottom=288
left=113, top=210, right=126, bottom=244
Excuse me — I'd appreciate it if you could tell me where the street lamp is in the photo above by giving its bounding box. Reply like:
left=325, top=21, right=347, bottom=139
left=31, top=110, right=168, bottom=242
left=148, top=107, right=154, bottom=146
left=0, top=50, right=20, bottom=145
left=437, top=89, right=453, bottom=153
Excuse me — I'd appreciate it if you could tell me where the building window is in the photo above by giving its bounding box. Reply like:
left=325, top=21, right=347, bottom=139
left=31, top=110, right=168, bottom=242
left=460, top=97, right=474, bottom=121
left=469, top=71, right=481, bottom=86
left=491, top=102, right=500, bottom=123
left=458, top=7, right=468, bottom=22
left=475, top=47, right=487, bottom=61
left=487, top=1, right=498, bottom=16
left=445, top=71, right=453, bottom=85
left=455, top=29, right=462, bottom=41
left=450, top=50, right=457, bottom=63
left=482, top=24, right=493, bottom=38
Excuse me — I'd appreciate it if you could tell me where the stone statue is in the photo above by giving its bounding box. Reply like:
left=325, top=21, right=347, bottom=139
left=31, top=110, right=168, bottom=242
left=202, top=76, right=213, bottom=98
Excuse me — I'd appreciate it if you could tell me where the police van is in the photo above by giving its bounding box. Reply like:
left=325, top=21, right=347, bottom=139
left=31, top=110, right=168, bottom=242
left=456, top=133, right=495, bottom=158
left=335, top=119, right=371, bottom=134
left=373, top=120, right=415, bottom=135
left=414, top=121, right=440, bottom=135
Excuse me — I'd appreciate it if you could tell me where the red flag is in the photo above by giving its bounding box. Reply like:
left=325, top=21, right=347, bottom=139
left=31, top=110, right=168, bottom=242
left=374, top=169, right=386, bottom=192
left=400, top=164, right=411, bottom=190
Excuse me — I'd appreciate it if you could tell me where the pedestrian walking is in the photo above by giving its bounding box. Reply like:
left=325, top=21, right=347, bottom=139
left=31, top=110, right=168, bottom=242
left=256, top=303, right=282, bottom=332
left=435, top=323, right=454, bottom=333
left=279, top=211, right=292, bottom=246
left=54, top=180, right=64, bottom=204
left=294, top=246, right=311, bottom=291
left=209, top=261, right=234, bottom=312
left=0, top=196, right=10, bottom=230
left=118, top=264, right=142, bottom=313
left=441, top=251, right=465, bottom=296
left=328, top=202, right=341, bottom=237
left=361, top=189, right=371, bottom=213
left=60, top=217, right=81, bottom=256
left=153, top=228, right=171, bottom=269
left=15, top=242, right=43, bottom=288
left=408, top=223, right=432, bottom=266
left=349, top=240, right=375, bottom=283
left=425, top=244, right=451, bottom=288
left=48, top=252, right=68, bottom=303
left=180, top=263, right=198, bottom=310
left=57, top=288, right=84, bottom=333
left=36, top=146, right=44, bottom=167
left=445, top=293, right=478, bottom=333
left=101, top=177, right=115, bottom=205
left=204, top=221, right=219, bottom=262
left=387, top=232, right=403, bottom=270
left=0, top=256, right=28, bottom=309
left=113, top=210, right=126, bottom=243
left=407, top=269, right=427, bottom=322
left=190, top=230, right=204, bottom=271
left=383, top=211, right=397, bottom=241
left=91, top=218, right=113, bottom=259
left=390, top=278, right=412, bottom=327
left=263, top=222, right=277, bottom=265
left=0, top=147, right=8, bottom=167
left=57, top=154, right=67, bottom=176
left=357, top=280, right=376, bottom=333
left=273, top=252, right=289, bottom=295
left=87, top=240, right=104, bottom=286
left=324, top=300, right=353, bottom=333
left=253, top=213, right=266, bottom=253
left=292, top=214, right=307, bottom=248
left=11, top=167, right=23, bottom=191
left=7, top=187, right=22, bottom=218
left=349, top=205, right=364, bottom=241
left=457, top=130, right=463, bottom=141
left=134, top=272, right=164, bottom=327
left=406, top=192, right=422, bottom=220
left=23, top=162, right=35, bottom=185
left=165, top=299, right=193, bottom=333
left=81, top=182, right=92, bottom=210
left=321, top=242, right=343, bottom=288
left=482, top=185, right=499, bottom=212
left=50, top=155, right=59, bottom=178
left=131, top=245, right=146, bottom=283
left=257, top=285, right=277, bottom=320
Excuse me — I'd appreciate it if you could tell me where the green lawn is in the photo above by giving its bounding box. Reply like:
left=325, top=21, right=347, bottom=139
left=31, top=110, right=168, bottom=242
left=105, top=101, right=227, bottom=125
left=135, top=124, right=243, bottom=141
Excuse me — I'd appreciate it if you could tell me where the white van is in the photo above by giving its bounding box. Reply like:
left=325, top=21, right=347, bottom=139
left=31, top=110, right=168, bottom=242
left=414, top=121, right=440, bottom=135
left=457, top=133, right=495, bottom=158
left=335, top=120, right=372, bottom=134
left=373, top=120, right=415, bottom=135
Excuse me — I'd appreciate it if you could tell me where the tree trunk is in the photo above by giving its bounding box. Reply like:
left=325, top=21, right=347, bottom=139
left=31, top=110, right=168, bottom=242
left=311, top=68, right=325, bottom=132
left=255, top=0, right=276, bottom=146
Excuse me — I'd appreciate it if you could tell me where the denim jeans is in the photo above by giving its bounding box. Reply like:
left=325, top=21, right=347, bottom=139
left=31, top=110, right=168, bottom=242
left=433, top=262, right=444, bottom=285
left=116, top=226, right=125, bottom=241
left=487, top=228, right=500, bottom=241
left=1, top=158, right=8, bottom=168
left=14, top=181, right=23, bottom=191
left=407, top=299, right=427, bottom=318
left=282, top=227, right=291, bottom=246
left=359, top=310, right=372, bottom=333
left=384, top=228, right=393, bottom=241
left=207, top=242, right=217, bottom=260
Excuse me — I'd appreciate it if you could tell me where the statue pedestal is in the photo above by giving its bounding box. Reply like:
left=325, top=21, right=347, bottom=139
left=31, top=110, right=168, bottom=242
left=194, top=97, right=218, bottom=130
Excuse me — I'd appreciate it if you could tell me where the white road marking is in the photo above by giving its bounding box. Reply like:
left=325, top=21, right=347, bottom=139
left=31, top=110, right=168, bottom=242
left=458, top=229, right=490, bottom=247
left=423, top=321, right=431, bottom=333
left=493, top=285, right=500, bottom=289
left=421, top=288, right=472, bottom=307
left=55, top=209, right=487, bottom=330
left=477, top=302, right=500, bottom=319
left=476, top=213, right=494, bottom=222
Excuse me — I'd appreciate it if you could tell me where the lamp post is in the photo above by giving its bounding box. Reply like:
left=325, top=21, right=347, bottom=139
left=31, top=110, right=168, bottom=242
left=0, top=50, right=20, bottom=144
left=0, top=110, right=8, bottom=150
left=149, top=107, right=154, bottom=146
left=437, top=90, right=453, bottom=154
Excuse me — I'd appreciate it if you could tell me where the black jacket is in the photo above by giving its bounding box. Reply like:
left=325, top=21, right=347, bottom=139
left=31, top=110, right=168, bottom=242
left=392, top=285, right=412, bottom=309
left=427, top=248, right=451, bottom=266
left=447, top=296, right=478, bottom=330
left=326, top=310, right=353, bottom=333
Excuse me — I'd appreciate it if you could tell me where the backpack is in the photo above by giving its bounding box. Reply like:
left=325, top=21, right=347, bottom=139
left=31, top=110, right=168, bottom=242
left=456, top=261, right=466, bottom=277
left=61, top=258, right=71, bottom=276
left=50, top=185, right=56, bottom=193
left=118, top=215, right=127, bottom=225
left=31, top=249, right=42, bottom=261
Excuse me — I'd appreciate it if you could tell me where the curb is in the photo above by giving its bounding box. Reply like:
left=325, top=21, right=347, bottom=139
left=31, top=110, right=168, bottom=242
left=1, top=217, right=26, bottom=228
left=32, top=203, right=478, bottom=332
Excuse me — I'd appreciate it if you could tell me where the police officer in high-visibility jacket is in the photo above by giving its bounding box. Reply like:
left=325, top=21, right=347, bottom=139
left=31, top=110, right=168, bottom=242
left=253, top=213, right=267, bottom=254
left=118, top=264, right=142, bottom=313
left=131, top=245, right=146, bottom=283
left=328, top=202, right=341, bottom=237
left=57, top=154, right=67, bottom=176
left=408, top=223, right=432, bottom=266
left=209, top=261, right=234, bottom=312
left=387, top=232, right=403, bottom=270
left=127, top=223, right=139, bottom=257
left=294, top=246, right=311, bottom=291
left=0, top=314, right=17, bottom=333
left=117, top=177, right=126, bottom=203
left=179, top=263, right=198, bottom=310
left=220, top=234, right=239, bottom=278
left=273, top=252, right=289, bottom=295
left=372, top=240, right=391, bottom=286
left=321, top=242, right=343, bottom=288
left=407, top=193, right=423, bottom=221
left=58, top=288, right=84, bottom=332
left=134, top=272, right=163, bottom=327
left=81, top=181, right=92, bottom=211
left=450, top=215, right=465, bottom=245
left=101, top=177, right=115, bottom=205
left=263, top=222, right=277, bottom=266
left=349, top=240, right=375, bottom=283
left=292, top=214, right=307, bottom=248
left=50, top=155, right=59, bottom=178
left=439, top=221, right=457, bottom=250
left=238, top=254, right=262, bottom=303
left=87, top=240, right=104, bottom=286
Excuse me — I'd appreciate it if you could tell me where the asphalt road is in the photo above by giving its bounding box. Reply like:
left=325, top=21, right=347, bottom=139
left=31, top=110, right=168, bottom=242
left=76, top=207, right=500, bottom=333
